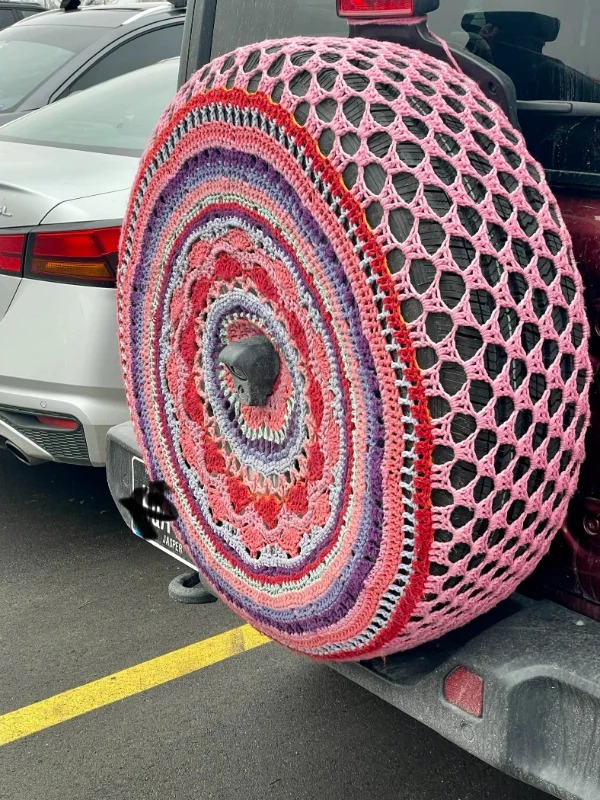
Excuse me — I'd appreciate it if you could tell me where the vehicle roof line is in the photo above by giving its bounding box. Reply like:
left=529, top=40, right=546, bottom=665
left=120, top=3, right=172, bottom=25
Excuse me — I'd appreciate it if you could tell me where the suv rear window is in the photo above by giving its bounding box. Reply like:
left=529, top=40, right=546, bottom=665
left=0, top=24, right=101, bottom=111
left=429, top=2, right=600, bottom=187
left=211, top=0, right=346, bottom=59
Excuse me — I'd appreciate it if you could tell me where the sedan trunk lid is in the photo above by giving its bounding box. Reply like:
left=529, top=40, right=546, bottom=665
left=0, top=141, right=138, bottom=320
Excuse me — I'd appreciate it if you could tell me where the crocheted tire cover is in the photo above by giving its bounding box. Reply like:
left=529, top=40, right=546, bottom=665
left=118, top=37, right=591, bottom=660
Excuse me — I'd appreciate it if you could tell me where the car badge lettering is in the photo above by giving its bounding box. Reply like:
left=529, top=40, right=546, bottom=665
left=0, top=205, right=12, bottom=218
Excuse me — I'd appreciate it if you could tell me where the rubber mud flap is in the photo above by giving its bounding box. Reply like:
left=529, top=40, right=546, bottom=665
left=118, top=37, right=592, bottom=660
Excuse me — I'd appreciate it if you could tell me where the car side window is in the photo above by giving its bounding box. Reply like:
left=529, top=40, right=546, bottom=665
left=430, top=3, right=600, bottom=103
left=65, top=23, right=183, bottom=96
left=18, top=9, right=41, bottom=18
left=429, top=3, right=600, bottom=186
left=0, top=9, right=16, bottom=28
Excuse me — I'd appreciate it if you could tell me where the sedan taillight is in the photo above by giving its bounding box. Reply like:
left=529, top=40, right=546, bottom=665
left=0, top=233, right=26, bottom=276
left=27, top=226, right=121, bottom=286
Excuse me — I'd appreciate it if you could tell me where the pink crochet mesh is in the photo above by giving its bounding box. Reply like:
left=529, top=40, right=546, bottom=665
left=119, top=36, right=591, bottom=659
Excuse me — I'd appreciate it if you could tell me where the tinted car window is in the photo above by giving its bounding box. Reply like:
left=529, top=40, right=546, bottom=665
left=429, top=2, right=600, bottom=186
left=0, top=58, right=178, bottom=155
left=430, top=2, right=600, bottom=101
left=0, top=23, right=101, bottom=111
left=66, top=22, right=183, bottom=94
left=0, top=8, right=15, bottom=28
left=211, top=0, right=346, bottom=59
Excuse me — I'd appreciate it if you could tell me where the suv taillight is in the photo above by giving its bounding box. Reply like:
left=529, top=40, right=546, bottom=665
left=27, top=226, right=121, bottom=286
left=0, top=233, right=26, bottom=276
left=336, top=0, right=438, bottom=18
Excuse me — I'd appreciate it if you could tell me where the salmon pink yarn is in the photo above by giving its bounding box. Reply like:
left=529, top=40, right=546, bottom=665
left=118, top=37, right=591, bottom=660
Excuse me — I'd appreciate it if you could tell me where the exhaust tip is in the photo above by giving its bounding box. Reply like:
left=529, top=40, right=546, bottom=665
left=5, top=441, right=34, bottom=465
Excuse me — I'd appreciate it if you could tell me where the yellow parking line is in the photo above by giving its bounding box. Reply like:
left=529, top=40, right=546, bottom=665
left=0, top=624, right=270, bottom=747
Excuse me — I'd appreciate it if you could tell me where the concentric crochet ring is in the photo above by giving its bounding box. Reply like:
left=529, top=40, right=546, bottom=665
left=118, top=37, right=591, bottom=659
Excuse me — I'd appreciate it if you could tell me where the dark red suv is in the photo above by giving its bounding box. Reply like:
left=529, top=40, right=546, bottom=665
left=107, top=2, right=600, bottom=799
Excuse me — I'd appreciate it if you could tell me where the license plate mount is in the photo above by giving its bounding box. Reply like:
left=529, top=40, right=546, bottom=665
left=130, top=455, right=196, bottom=570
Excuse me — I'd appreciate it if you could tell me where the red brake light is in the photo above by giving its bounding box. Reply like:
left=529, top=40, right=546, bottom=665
left=29, top=226, right=121, bottom=285
left=36, top=415, right=79, bottom=431
left=337, top=0, right=439, bottom=18
left=0, top=233, right=26, bottom=275
left=443, top=666, right=484, bottom=718
left=337, top=0, right=415, bottom=18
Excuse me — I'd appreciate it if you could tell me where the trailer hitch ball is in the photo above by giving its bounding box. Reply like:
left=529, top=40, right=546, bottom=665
left=218, top=335, right=280, bottom=407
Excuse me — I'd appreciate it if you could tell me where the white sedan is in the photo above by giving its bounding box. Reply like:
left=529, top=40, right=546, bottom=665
left=0, top=58, right=177, bottom=466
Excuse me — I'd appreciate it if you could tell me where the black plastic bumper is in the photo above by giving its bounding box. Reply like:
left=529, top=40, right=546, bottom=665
left=333, top=599, right=600, bottom=800
left=106, top=421, right=600, bottom=800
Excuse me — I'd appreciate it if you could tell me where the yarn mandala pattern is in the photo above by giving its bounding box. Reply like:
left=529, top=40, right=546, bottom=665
left=118, top=37, right=591, bottom=660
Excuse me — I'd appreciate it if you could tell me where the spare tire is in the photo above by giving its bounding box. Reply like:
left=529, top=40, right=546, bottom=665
left=118, top=37, right=591, bottom=660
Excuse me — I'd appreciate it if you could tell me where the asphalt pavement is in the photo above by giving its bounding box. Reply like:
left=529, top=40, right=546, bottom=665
left=0, top=450, right=551, bottom=800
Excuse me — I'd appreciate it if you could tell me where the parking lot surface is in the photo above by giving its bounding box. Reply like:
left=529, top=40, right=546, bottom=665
left=0, top=452, right=551, bottom=800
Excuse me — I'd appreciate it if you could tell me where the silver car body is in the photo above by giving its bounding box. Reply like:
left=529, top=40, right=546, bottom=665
left=0, top=59, right=177, bottom=466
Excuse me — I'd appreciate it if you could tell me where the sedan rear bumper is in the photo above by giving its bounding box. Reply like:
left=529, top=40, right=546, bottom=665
left=0, top=279, right=128, bottom=466
left=0, top=413, right=53, bottom=464
left=0, top=387, right=128, bottom=466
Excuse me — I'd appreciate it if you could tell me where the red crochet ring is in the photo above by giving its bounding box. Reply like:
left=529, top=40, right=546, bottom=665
left=118, top=37, right=591, bottom=659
